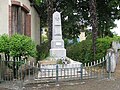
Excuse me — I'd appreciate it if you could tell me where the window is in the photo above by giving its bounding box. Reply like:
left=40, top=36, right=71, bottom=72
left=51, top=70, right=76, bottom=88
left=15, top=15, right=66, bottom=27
left=11, top=5, right=31, bottom=36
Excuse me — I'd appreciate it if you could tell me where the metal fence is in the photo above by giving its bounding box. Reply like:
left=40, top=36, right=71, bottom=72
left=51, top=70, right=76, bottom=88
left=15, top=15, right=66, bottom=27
left=0, top=54, right=114, bottom=89
left=37, top=56, right=113, bottom=82
left=38, top=63, right=83, bottom=82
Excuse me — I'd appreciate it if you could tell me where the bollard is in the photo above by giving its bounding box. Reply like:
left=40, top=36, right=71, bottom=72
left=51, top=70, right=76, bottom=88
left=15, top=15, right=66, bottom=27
left=80, top=64, right=83, bottom=81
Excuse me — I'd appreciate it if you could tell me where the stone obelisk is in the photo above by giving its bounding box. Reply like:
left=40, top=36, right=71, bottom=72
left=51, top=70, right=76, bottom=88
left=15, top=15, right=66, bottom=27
left=50, top=11, right=66, bottom=59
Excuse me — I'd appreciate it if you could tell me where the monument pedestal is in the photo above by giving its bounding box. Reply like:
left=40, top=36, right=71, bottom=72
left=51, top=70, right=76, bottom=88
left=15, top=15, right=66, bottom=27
left=50, top=48, right=66, bottom=58
left=50, top=39, right=66, bottom=58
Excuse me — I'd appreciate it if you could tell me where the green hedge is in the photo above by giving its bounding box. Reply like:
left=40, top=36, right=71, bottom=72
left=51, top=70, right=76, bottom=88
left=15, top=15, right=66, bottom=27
left=66, top=37, right=113, bottom=63
left=36, top=41, right=49, bottom=61
left=10, top=34, right=36, bottom=57
left=0, top=34, right=36, bottom=58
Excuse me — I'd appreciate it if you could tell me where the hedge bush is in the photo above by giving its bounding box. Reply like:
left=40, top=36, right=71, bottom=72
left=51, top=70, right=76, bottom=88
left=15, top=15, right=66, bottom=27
left=0, top=34, right=36, bottom=59
left=36, top=41, right=49, bottom=61
left=0, top=34, right=37, bottom=79
left=9, top=34, right=36, bottom=58
left=66, top=37, right=113, bottom=63
left=0, top=34, right=10, bottom=54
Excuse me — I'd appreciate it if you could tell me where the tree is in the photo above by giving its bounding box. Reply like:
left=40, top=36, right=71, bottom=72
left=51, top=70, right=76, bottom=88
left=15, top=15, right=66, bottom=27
left=96, top=0, right=119, bottom=37
left=36, top=0, right=120, bottom=39
left=47, top=0, right=53, bottom=49
left=89, top=0, right=98, bottom=60
left=35, top=0, right=53, bottom=49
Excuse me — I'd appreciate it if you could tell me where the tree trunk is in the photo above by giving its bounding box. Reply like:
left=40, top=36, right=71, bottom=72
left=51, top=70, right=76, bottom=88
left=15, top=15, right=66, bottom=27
left=89, top=0, right=98, bottom=60
left=47, top=0, right=53, bottom=49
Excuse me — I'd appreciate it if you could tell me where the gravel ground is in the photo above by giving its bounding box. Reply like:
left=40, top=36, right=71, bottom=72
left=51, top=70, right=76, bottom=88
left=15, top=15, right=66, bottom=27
left=21, top=78, right=119, bottom=90
left=0, top=78, right=120, bottom=90
left=0, top=87, right=11, bottom=90
left=0, top=73, right=119, bottom=90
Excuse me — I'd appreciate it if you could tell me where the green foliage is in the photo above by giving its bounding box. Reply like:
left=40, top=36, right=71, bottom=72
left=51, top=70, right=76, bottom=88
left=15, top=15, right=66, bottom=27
left=35, top=0, right=43, bottom=5
left=0, top=34, right=36, bottom=58
left=95, top=37, right=113, bottom=60
left=112, top=36, right=120, bottom=41
left=0, top=34, right=10, bottom=54
left=0, top=34, right=36, bottom=79
left=64, top=38, right=79, bottom=48
left=67, top=37, right=113, bottom=63
left=9, top=34, right=36, bottom=57
left=36, top=41, right=49, bottom=61
left=67, top=40, right=91, bottom=63
left=42, top=35, right=48, bottom=43
left=37, top=0, right=120, bottom=39
left=57, top=59, right=63, bottom=64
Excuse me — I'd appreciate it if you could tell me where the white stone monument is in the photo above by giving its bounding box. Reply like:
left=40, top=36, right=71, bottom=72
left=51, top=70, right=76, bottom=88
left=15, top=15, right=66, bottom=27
left=50, top=11, right=66, bottom=59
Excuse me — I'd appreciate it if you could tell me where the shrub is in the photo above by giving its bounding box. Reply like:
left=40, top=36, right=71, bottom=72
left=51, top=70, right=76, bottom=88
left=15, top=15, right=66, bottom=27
left=67, top=39, right=93, bottom=63
left=0, top=34, right=37, bottom=58
left=67, top=37, right=113, bottom=63
left=0, top=34, right=10, bottom=55
left=9, top=34, right=36, bottom=58
left=0, top=34, right=37, bottom=79
left=36, top=41, right=49, bottom=61
left=95, top=37, right=113, bottom=60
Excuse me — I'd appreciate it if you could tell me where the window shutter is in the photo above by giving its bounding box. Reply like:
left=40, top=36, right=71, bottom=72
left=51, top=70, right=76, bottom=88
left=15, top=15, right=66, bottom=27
left=25, top=14, right=31, bottom=37
left=17, top=7, right=22, bottom=34
left=11, top=6, right=19, bottom=35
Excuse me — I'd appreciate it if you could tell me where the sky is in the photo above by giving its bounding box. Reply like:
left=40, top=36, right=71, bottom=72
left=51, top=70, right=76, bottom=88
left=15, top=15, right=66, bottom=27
left=111, top=20, right=120, bottom=36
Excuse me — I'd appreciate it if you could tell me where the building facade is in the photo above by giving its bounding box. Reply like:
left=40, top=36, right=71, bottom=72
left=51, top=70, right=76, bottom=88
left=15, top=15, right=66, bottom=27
left=0, top=0, right=40, bottom=45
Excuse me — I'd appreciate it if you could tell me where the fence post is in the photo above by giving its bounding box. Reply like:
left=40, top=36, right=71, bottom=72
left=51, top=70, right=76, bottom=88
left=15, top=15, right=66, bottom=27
left=108, top=53, right=111, bottom=79
left=56, top=64, right=58, bottom=83
left=80, top=64, right=83, bottom=81
left=28, top=61, right=30, bottom=79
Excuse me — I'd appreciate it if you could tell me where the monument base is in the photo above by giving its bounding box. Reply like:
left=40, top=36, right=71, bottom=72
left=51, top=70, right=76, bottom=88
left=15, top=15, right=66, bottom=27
left=50, top=48, right=66, bottom=58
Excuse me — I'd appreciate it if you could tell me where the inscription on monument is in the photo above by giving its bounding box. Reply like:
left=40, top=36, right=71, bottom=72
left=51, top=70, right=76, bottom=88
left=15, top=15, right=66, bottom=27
left=54, top=14, right=60, bottom=25
left=56, top=42, right=62, bottom=46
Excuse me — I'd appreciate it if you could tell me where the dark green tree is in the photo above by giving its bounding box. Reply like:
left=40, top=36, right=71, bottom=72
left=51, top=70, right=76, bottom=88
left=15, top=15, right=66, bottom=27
left=89, top=0, right=98, bottom=60
left=36, top=0, right=120, bottom=39
left=35, top=0, right=53, bottom=49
